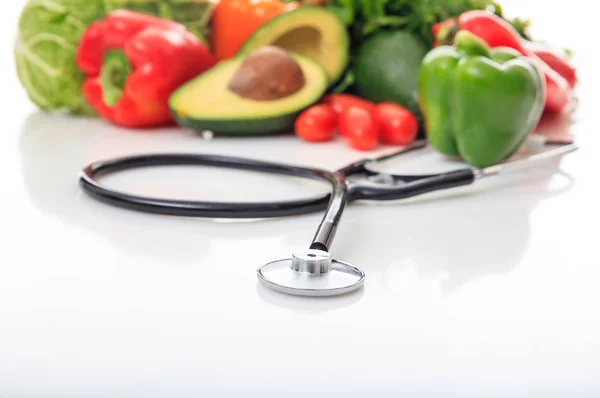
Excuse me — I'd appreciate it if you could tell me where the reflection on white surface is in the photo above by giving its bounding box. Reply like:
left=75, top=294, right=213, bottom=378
left=8, top=75, right=599, bottom=398
left=17, top=111, right=575, bottom=294
left=256, top=281, right=366, bottom=313
left=17, top=113, right=326, bottom=267
left=3, top=0, right=600, bottom=395
left=342, top=187, right=571, bottom=293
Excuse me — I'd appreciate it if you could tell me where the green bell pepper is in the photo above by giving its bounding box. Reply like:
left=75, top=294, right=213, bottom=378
left=418, top=30, right=545, bottom=168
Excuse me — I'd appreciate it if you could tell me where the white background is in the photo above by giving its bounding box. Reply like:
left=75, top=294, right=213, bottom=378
left=1, top=1, right=599, bottom=396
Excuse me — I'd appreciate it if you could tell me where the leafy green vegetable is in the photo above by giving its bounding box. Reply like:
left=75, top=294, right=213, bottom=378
left=326, top=0, right=506, bottom=48
left=325, top=0, right=356, bottom=26
left=104, top=0, right=214, bottom=44
left=508, top=17, right=532, bottom=41
left=331, top=69, right=355, bottom=93
left=14, top=0, right=215, bottom=115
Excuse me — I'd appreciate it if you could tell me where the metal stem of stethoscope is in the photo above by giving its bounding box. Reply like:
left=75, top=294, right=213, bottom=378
left=475, top=142, right=577, bottom=179
left=256, top=141, right=578, bottom=297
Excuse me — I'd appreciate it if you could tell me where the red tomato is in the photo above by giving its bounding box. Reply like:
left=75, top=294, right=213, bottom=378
left=323, top=94, right=377, bottom=138
left=339, top=106, right=379, bottom=151
left=295, top=104, right=338, bottom=142
left=375, top=102, right=419, bottom=145
left=322, top=94, right=376, bottom=115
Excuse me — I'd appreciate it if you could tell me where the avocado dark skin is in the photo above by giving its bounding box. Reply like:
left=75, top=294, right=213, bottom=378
left=354, top=31, right=429, bottom=129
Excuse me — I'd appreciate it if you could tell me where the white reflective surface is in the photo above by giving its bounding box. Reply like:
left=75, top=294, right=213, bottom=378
left=2, top=0, right=599, bottom=396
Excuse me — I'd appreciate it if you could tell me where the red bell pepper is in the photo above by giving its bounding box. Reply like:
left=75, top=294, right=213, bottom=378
left=521, top=41, right=578, bottom=88
left=432, top=11, right=573, bottom=114
left=76, top=10, right=216, bottom=128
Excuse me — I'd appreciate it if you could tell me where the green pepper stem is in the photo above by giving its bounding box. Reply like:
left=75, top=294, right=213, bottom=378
left=100, top=49, right=132, bottom=107
left=454, top=31, right=491, bottom=58
left=437, top=22, right=459, bottom=46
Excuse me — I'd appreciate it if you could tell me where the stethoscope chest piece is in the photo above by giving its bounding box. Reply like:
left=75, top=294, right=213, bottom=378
left=257, top=250, right=365, bottom=297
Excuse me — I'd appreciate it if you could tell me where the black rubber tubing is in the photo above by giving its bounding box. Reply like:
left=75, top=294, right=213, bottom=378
left=79, top=153, right=476, bottom=219
left=79, top=153, right=337, bottom=219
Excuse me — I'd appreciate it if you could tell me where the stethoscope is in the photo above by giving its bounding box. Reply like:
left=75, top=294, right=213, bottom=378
left=79, top=139, right=577, bottom=297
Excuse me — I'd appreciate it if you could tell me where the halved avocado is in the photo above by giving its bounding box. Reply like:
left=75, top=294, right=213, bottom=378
left=169, top=52, right=328, bottom=135
left=238, top=6, right=349, bottom=85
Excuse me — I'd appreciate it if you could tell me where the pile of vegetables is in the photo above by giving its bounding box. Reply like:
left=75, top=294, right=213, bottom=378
left=13, top=0, right=578, bottom=168
left=15, top=0, right=214, bottom=115
left=292, top=8, right=577, bottom=161
left=324, top=0, right=532, bottom=92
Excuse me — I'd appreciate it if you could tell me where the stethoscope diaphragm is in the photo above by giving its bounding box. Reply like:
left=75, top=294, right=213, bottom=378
left=257, top=250, right=365, bottom=297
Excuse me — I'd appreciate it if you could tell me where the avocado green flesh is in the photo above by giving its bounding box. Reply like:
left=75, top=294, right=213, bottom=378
left=239, top=6, right=349, bottom=84
left=169, top=53, right=328, bottom=135
left=272, top=27, right=322, bottom=62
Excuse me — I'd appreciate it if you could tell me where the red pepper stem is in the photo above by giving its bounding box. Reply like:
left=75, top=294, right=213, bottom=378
left=101, top=50, right=132, bottom=107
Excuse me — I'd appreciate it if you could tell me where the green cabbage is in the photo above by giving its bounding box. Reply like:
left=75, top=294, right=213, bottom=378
left=14, top=0, right=214, bottom=115
left=15, top=0, right=105, bottom=115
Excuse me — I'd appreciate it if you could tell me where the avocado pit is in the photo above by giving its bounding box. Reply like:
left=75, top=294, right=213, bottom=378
left=227, top=46, right=306, bottom=101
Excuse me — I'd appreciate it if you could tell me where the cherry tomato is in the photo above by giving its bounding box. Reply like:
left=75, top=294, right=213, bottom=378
left=295, top=104, right=338, bottom=142
left=375, top=102, right=419, bottom=145
left=339, top=106, right=379, bottom=151
left=322, top=94, right=376, bottom=115
left=322, top=94, right=376, bottom=138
